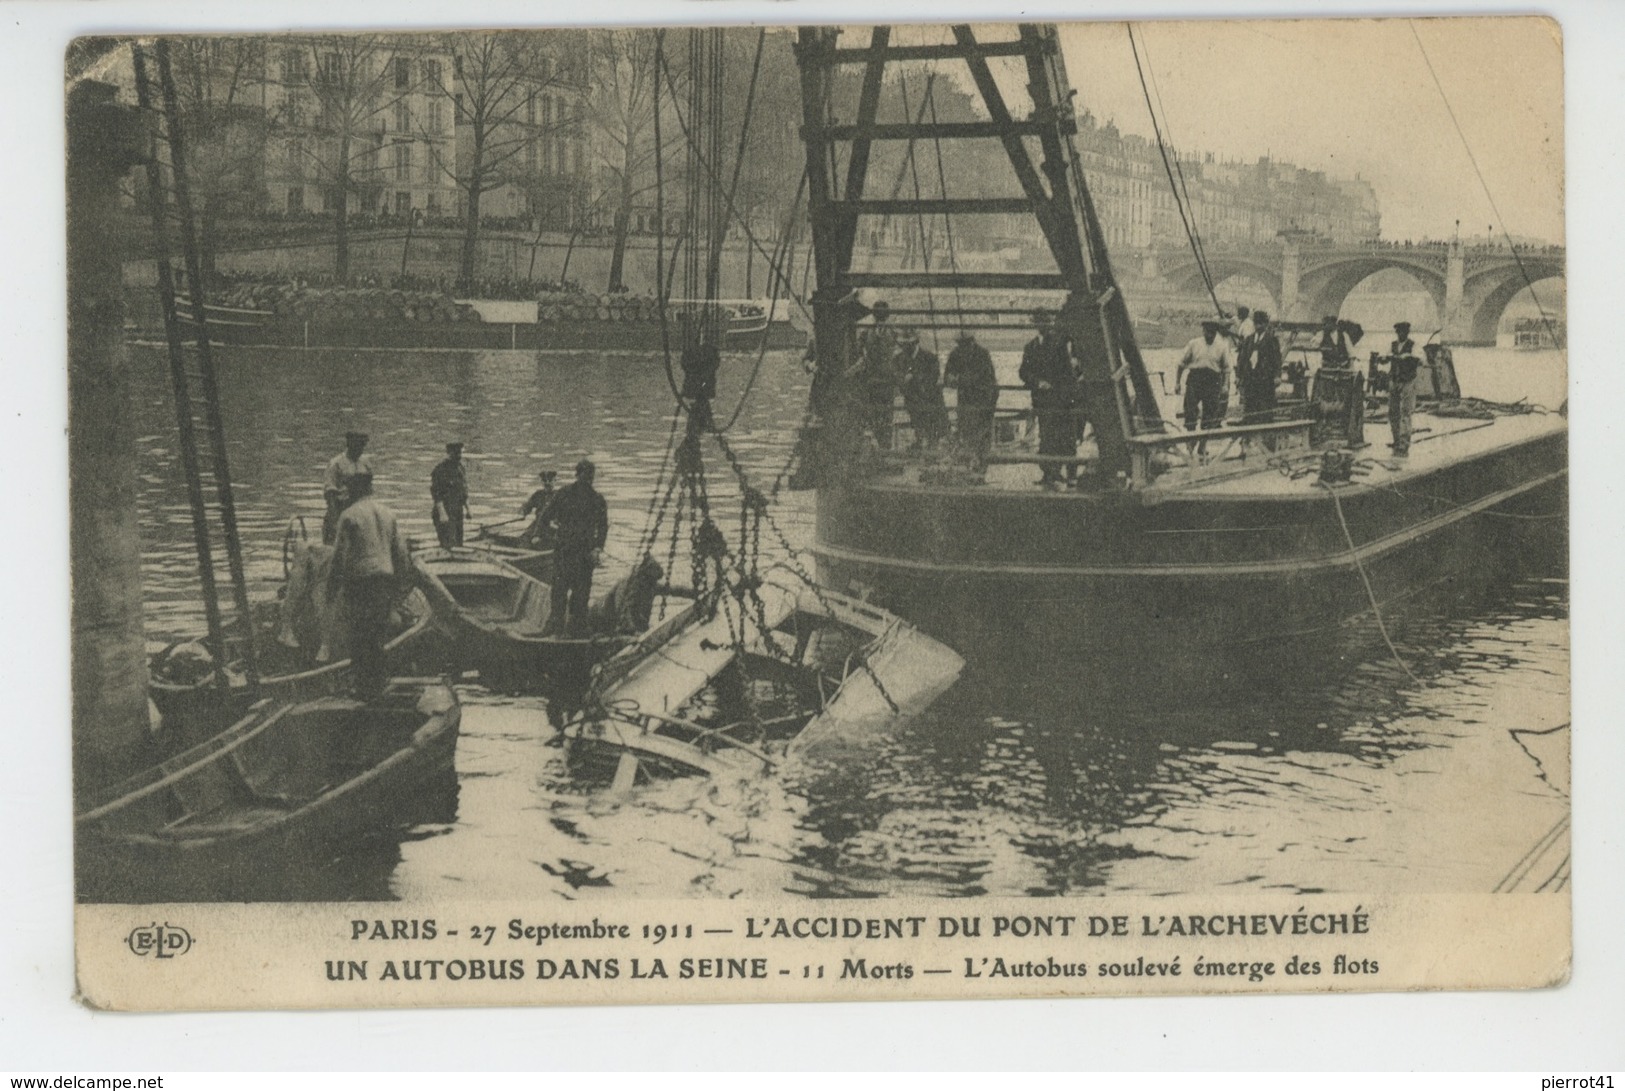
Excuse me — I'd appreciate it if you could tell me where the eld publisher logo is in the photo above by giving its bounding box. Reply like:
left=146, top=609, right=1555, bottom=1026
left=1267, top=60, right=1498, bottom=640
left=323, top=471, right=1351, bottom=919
left=126, top=922, right=193, bottom=959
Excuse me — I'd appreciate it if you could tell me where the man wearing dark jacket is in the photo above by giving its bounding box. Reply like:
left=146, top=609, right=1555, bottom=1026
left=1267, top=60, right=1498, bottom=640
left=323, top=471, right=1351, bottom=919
left=1243, top=310, right=1282, bottom=423
left=1018, top=310, right=1079, bottom=488
left=430, top=442, right=471, bottom=547
left=945, top=329, right=998, bottom=466
left=538, top=458, right=609, bottom=635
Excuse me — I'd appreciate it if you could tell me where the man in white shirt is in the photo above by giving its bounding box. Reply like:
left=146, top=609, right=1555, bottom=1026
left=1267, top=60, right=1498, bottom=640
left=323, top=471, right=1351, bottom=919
left=1175, top=320, right=1236, bottom=454
left=322, top=430, right=374, bottom=544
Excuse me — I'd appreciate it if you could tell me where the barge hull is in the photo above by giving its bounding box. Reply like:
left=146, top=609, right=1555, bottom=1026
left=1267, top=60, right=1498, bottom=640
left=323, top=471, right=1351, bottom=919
left=813, top=423, right=1565, bottom=686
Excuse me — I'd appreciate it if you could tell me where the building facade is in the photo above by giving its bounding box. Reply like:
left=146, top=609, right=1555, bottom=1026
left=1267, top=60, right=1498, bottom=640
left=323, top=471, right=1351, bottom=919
left=1072, top=111, right=1381, bottom=251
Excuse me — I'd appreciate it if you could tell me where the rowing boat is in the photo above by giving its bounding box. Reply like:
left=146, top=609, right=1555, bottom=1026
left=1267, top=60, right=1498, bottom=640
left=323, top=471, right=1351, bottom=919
left=148, top=586, right=435, bottom=729
left=410, top=546, right=628, bottom=690
left=76, top=679, right=461, bottom=902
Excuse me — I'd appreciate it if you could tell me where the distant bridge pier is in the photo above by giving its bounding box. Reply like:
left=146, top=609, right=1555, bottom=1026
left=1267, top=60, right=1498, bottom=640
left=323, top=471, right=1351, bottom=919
left=1442, top=240, right=1467, bottom=340
left=1279, top=239, right=1304, bottom=321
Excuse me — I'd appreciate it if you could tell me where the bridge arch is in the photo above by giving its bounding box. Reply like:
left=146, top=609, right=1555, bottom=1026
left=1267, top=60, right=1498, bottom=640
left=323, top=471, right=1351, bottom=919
left=1459, top=260, right=1565, bottom=344
left=1297, top=256, right=1447, bottom=325
left=1160, top=255, right=1282, bottom=305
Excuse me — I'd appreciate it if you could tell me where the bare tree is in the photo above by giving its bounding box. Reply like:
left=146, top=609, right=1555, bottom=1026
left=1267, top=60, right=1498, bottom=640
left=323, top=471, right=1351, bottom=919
left=164, top=36, right=269, bottom=277
left=589, top=29, right=668, bottom=293
left=418, top=32, right=581, bottom=292
left=293, top=34, right=398, bottom=283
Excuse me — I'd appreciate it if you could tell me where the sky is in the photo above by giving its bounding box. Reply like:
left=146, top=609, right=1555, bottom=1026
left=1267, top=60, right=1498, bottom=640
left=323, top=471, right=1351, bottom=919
left=1052, top=17, right=1565, bottom=244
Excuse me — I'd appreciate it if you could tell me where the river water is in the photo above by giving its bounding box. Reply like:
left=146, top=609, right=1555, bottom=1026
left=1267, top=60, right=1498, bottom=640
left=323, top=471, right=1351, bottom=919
left=126, top=341, right=1569, bottom=901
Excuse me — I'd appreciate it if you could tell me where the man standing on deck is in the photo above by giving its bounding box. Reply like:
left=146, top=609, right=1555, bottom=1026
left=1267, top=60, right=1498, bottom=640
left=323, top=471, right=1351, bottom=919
left=1243, top=310, right=1283, bottom=424
left=322, top=430, right=373, bottom=544
left=944, top=328, right=998, bottom=468
left=850, top=300, right=900, bottom=449
left=1316, top=314, right=1363, bottom=367
left=1229, top=306, right=1255, bottom=423
left=1019, top=310, right=1080, bottom=488
left=1175, top=320, right=1235, bottom=452
left=430, top=441, right=471, bottom=547
left=328, top=472, right=410, bottom=699
left=1387, top=321, right=1423, bottom=457
left=896, top=330, right=948, bottom=451
left=537, top=458, right=609, bottom=636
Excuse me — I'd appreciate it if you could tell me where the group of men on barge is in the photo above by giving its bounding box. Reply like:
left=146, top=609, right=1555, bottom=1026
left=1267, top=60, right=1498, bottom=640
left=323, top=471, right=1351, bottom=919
left=839, top=298, right=1429, bottom=485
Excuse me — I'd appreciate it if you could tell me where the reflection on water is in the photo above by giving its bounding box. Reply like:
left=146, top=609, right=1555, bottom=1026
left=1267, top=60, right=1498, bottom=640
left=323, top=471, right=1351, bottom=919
left=125, top=344, right=1568, bottom=901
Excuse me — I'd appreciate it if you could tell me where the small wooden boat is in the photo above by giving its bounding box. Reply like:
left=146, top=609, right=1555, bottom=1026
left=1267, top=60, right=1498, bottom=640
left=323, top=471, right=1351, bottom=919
left=148, top=586, right=435, bottom=730
left=467, top=525, right=555, bottom=582
left=561, top=565, right=965, bottom=787
left=76, top=679, right=461, bottom=902
left=410, top=546, right=628, bottom=690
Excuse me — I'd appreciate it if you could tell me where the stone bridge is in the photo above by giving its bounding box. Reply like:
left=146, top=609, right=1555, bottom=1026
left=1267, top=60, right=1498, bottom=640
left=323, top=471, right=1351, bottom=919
left=1140, top=240, right=1564, bottom=343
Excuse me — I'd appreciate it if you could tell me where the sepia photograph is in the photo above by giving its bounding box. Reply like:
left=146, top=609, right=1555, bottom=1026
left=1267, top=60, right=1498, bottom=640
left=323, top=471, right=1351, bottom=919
left=61, top=11, right=1574, bottom=1011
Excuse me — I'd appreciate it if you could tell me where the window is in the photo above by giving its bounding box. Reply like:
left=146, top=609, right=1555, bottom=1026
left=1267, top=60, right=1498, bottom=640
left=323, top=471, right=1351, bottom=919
left=423, top=146, right=437, bottom=185
left=284, top=89, right=304, bottom=127
left=453, top=54, right=463, bottom=80
left=539, top=137, right=549, bottom=175
left=396, top=190, right=410, bottom=215
left=286, top=185, right=304, bottom=213
left=318, top=51, right=341, bottom=85
left=453, top=93, right=463, bottom=121
left=394, top=56, right=410, bottom=89
left=422, top=59, right=442, bottom=89
left=525, top=141, right=537, bottom=173
left=427, top=99, right=444, bottom=135
left=538, top=57, right=551, bottom=83
left=394, top=99, right=410, bottom=133
left=542, top=96, right=552, bottom=130
left=526, top=92, right=535, bottom=125
left=283, top=47, right=307, bottom=84
left=394, top=141, right=411, bottom=182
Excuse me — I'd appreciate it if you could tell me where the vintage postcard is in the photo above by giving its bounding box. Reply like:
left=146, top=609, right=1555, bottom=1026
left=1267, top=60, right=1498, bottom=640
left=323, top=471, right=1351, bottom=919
left=68, top=16, right=1568, bottom=1010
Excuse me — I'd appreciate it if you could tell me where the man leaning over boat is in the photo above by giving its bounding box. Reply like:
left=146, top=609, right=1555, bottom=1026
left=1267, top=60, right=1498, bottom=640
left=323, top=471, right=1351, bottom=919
left=327, top=472, right=412, bottom=699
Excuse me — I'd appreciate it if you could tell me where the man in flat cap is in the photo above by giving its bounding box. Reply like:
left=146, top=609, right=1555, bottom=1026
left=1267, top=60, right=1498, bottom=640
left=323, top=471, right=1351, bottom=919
left=537, top=458, right=610, bottom=636
left=944, top=328, right=998, bottom=467
left=430, top=441, right=471, bottom=547
left=1019, top=309, right=1079, bottom=487
left=1175, top=319, right=1236, bottom=455
left=322, top=430, right=373, bottom=544
left=897, top=329, right=948, bottom=451
left=1316, top=314, right=1363, bottom=368
left=1242, top=310, right=1282, bottom=424
left=1387, top=321, right=1423, bottom=457
left=850, top=299, right=901, bottom=449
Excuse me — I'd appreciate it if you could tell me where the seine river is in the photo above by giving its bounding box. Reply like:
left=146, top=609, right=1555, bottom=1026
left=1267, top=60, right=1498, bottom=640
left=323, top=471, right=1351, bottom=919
left=127, top=340, right=1569, bottom=901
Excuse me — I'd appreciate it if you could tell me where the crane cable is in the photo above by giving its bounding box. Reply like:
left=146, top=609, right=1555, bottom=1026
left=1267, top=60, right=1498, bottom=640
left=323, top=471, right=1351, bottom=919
left=1127, top=23, right=1224, bottom=316
left=924, top=66, right=966, bottom=321
left=1408, top=20, right=1561, bottom=347
left=896, top=67, right=940, bottom=355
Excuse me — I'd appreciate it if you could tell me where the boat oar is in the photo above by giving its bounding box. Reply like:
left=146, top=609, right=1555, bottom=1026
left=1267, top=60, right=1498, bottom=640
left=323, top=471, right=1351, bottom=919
left=478, top=515, right=529, bottom=533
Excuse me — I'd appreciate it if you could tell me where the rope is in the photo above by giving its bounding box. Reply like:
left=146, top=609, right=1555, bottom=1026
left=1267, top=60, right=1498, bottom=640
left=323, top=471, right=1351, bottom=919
left=924, top=72, right=964, bottom=320
left=1127, top=24, right=1223, bottom=315
left=1317, top=481, right=1422, bottom=686
left=715, top=169, right=808, bottom=433
left=656, top=47, right=815, bottom=328
left=896, top=67, right=941, bottom=356
left=1409, top=21, right=1562, bottom=348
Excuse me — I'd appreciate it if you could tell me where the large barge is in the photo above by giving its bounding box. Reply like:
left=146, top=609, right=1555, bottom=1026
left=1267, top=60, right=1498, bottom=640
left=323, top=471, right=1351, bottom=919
left=790, top=24, right=1565, bottom=683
